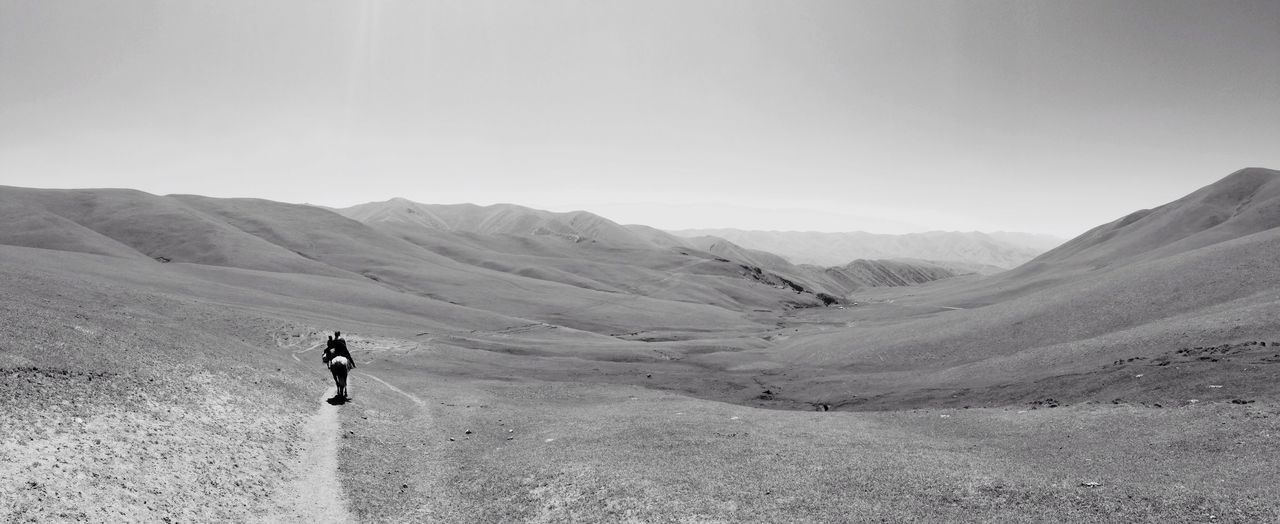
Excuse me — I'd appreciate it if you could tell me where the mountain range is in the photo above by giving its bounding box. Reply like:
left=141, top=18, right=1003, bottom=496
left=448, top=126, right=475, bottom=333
left=669, top=228, right=1064, bottom=270
left=0, top=186, right=970, bottom=342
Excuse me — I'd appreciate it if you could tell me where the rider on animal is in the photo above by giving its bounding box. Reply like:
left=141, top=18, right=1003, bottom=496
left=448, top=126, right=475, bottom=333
left=322, top=331, right=356, bottom=399
left=322, top=332, right=356, bottom=369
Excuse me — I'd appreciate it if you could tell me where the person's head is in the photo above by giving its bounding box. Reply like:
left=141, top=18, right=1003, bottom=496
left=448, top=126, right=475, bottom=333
left=335, top=331, right=342, bottom=339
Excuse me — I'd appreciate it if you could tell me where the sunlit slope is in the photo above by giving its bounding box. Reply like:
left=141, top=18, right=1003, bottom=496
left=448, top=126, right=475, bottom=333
left=0, top=189, right=749, bottom=334
left=1020, top=167, right=1280, bottom=273
left=340, top=199, right=844, bottom=309
left=0, top=243, right=529, bottom=335
left=0, top=187, right=348, bottom=276
left=0, top=188, right=772, bottom=335
left=0, top=190, right=148, bottom=260
left=921, top=167, right=1280, bottom=307
left=372, top=223, right=822, bottom=311
left=622, top=224, right=694, bottom=249
left=341, top=200, right=963, bottom=312
left=769, top=168, right=1280, bottom=381
left=166, top=196, right=758, bottom=334
left=341, top=199, right=655, bottom=248
left=670, top=228, right=1053, bottom=268
left=776, top=228, right=1280, bottom=371
left=682, top=235, right=961, bottom=296
left=821, top=259, right=959, bottom=290
left=0, top=191, right=581, bottom=335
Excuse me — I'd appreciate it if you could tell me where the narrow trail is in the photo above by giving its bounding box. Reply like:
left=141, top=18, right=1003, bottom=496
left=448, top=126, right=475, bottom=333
left=290, top=343, right=323, bottom=363
left=260, top=389, right=354, bottom=523
left=352, top=371, right=437, bottom=437
left=355, top=371, right=424, bottom=406
left=269, top=336, right=430, bottom=523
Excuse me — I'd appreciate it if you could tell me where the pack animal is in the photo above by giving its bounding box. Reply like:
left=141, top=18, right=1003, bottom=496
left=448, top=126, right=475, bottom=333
left=322, top=333, right=356, bottom=399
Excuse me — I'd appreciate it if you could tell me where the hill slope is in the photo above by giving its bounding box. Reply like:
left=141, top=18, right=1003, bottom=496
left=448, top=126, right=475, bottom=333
left=340, top=199, right=656, bottom=248
left=0, top=187, right=350, bottom=276
left=822, top=259, right=959, bottom=290
left=339, top=200, right=963, bottom=306
left=670, top=228, right=1059, bottom=269
left=748, top=168, right=1280, bottom=409
left=1021, top=167, right=1280, bottom=272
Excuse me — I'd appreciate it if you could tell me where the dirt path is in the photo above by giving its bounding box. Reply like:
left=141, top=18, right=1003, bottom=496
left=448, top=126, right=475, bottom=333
left=291, top=342, right=324, bottom=363
left=355, top=371, right=424, bottom=406
left=259, top=389, right=354, bottom=523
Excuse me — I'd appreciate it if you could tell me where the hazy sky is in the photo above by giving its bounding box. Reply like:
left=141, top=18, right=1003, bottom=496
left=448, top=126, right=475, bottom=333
left=2, top=1, right=1278, bottom=237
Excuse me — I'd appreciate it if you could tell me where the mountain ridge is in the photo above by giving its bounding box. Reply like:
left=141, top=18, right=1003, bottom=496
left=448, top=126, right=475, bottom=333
left=761, top=168, right=1280, bottom=402
left=337, top=199, right=965, bottom=299
left=667, top=228, right=1061, bottom=270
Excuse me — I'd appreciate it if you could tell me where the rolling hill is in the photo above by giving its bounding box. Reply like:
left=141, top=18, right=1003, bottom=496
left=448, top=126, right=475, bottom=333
left=339, top=199, right=657, bottom=248
left=1020, top=167, right=1280, bottom=273
left=669, top=228, right=1061, bottom=269
left=821, top=258, right=959, bottom=290
left=739, top=168, right=1280, bottom=409
left=334, top=199, right=963, bottom=304
left=0, top=189, right=962, bottom=348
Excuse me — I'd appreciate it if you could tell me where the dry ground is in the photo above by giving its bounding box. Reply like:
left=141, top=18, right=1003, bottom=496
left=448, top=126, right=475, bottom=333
left=3, top=242, right=1280, bottom=522
left=341, top=359, right=1280, bottom=522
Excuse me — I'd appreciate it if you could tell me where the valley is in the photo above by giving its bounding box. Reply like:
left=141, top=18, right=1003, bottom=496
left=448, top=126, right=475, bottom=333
left=3, top=168, right=1280, bottom=521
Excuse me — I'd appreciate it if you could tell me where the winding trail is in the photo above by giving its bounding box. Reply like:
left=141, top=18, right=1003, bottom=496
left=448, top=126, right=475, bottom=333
left=268, top=336, right=430, bottom=523
left=262, top=389, right=353, bottom=523
left=355, top=371, right=424, bottom=405
left=291, top=342, right=324, bottom=363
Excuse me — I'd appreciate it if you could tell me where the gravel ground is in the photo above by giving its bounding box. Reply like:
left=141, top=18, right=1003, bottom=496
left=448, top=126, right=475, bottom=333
left=5, top=252, right=1280, bottom=522
left=338, top=360, right=1280, bottom=522
left=0, top=263, right=323, bottom=522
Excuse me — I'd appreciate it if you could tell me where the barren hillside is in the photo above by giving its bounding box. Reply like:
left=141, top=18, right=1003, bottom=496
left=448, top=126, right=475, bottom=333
left=4, top=169, right=1279, bottom=522
left=670, top=228, right=1059, bottom=269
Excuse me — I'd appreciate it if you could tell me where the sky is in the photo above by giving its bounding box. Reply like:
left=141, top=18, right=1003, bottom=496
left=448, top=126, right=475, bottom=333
left=2, top=0, right=1278, bottom=238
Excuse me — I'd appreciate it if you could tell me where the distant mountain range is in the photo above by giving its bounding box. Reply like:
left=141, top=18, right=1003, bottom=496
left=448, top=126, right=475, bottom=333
left=334, top=199, right=964, bottom=300
left=339, top=199, right=656, bottom=249
left=337, top=198, right=1060, bottom=274
left=666, top=229, right=1064, bottom=270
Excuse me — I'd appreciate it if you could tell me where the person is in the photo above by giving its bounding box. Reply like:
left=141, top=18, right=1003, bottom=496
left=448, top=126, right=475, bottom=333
left=322, top=331, right=357, bottom=399
left=334, top=331, right=355, bottom=369
left=322, top=331, right=356, bottom=369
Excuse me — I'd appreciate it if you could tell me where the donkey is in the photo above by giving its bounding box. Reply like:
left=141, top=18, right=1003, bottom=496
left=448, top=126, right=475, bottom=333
left=321, top=334, right=356, bottom=400
left=328, top=355, right=351, bottom=399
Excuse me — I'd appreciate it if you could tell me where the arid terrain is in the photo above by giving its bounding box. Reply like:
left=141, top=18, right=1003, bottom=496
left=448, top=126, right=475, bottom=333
left=3, top=168, right=1280, bottom=522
